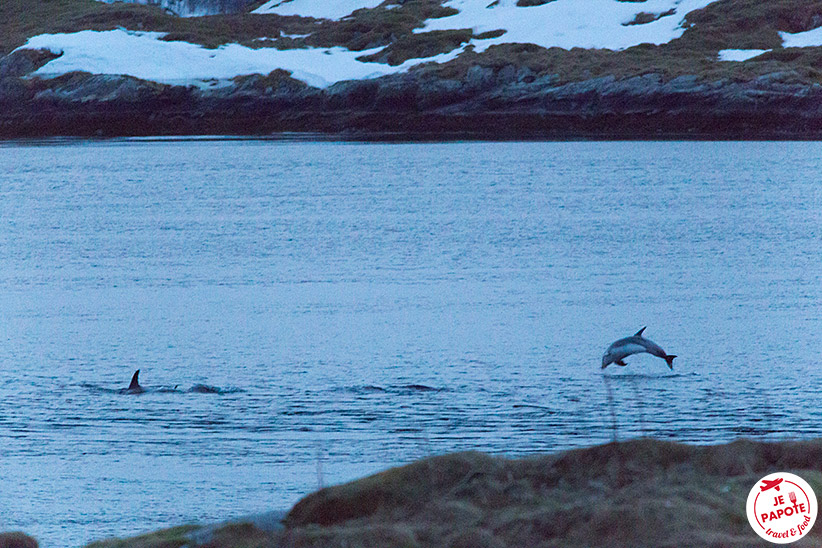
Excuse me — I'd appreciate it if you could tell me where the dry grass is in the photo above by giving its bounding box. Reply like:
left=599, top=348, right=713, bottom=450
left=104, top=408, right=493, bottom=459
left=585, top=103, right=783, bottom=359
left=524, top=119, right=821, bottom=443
left=72, top=438, right=822, bottom=548
left=0, top=0, right=314, bottom=54
left=277, top=438, right=822, bottom=548
left=681, top=0, right=822, bottom=49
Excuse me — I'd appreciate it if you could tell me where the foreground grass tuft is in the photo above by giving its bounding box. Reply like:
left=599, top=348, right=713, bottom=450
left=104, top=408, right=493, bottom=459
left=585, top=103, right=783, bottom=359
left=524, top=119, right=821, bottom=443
left=66, top=439, right=822, bottom=548
left=71, top=438, right=822, bottom=547
left=279, top=439, right=822, bottom=548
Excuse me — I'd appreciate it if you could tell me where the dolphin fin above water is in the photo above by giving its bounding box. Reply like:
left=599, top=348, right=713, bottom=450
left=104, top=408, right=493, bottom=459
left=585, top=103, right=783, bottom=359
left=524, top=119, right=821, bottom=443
left=634, top=326, right=647, bottom=337
left=128, top=370, right=141, bottom=390
left=123, top=369, right=144, bottom=394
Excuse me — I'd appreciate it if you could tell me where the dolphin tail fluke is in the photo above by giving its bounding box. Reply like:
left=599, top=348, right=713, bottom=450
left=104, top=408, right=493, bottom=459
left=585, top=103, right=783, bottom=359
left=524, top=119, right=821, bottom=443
left=128, top=370, right=141, bottom=390
left=664, top=355, right=676, bottom=369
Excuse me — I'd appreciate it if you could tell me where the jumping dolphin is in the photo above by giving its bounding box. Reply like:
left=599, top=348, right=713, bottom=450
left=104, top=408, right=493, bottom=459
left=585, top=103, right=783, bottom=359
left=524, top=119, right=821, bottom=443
left=120, top=370, right=144, bottom=394
left=601, top=327, right=676, bottom=370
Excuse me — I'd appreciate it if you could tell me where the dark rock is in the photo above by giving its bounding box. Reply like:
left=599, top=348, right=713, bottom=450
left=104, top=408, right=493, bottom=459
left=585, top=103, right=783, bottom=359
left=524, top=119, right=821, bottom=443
left=31, top=73, right=158, bottom=103
left=0, top=532, right=38, bottom=548
left=0, top=49, right=60, bottom=79
left=463, top=65, right=495, bottom=90
left=325, top=79, right=380, bottom=109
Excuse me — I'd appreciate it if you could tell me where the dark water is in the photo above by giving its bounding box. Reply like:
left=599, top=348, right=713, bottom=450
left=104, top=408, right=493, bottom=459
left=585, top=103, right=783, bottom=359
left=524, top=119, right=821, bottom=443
left=0, top=140, right=820, bottom=546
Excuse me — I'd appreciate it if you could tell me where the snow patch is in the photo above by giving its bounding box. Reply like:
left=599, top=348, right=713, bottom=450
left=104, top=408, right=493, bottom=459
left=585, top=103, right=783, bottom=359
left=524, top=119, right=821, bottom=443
left=418, top=0, right=722, bottom=51
left=16, top=29, right=466, bottom=88
left=252, top=0, right=384, bottom=19
left=780, top=27, right=822, bottom=48
left=717, top=49, right=769, bottom=62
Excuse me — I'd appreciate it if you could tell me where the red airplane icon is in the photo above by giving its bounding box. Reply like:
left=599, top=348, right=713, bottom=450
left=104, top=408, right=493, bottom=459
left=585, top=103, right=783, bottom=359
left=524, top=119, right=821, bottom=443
left=760, top=478, right=783, bottom=492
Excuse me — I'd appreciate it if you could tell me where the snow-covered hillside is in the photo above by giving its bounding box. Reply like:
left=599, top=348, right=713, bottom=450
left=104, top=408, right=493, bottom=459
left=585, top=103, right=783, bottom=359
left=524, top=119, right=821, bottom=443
left=18, top=0, right=822, bottom=89
left=8, top=0, right=822, bottom=94
left=419, top=0, right=720, bottom=50
left=19, top=29, right=464, bottom=88
left=255, top=0, right=722, bottom=49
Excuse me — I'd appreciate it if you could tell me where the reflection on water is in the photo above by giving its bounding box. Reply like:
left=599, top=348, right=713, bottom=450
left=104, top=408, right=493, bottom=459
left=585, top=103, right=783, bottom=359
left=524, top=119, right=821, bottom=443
left=0, top=140, right=820, bottom=546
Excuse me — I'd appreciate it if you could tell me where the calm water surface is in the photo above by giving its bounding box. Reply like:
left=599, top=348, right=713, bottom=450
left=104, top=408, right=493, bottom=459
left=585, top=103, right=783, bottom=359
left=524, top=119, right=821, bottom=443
left=0, top=140, right=820, bottom=546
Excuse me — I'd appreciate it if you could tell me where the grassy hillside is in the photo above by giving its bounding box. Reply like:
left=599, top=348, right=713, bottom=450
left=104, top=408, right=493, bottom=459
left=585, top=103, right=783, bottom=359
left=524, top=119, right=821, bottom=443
left=0, top=0, right=461, bottom=55
left=0, top=0, right=314, bottom=54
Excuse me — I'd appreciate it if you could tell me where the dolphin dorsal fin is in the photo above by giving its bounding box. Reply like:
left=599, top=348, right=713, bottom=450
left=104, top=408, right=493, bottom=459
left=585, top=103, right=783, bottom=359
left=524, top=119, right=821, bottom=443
left=128, top=370, right=141, bottom=390
left=634, top=326, right=647, bottom=337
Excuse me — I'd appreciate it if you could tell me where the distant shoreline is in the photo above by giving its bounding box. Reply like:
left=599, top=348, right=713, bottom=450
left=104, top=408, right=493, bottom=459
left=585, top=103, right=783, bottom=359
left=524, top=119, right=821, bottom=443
left=4, top=112, right=822, bottom=141
left=6, top=44, right=822, bottom=142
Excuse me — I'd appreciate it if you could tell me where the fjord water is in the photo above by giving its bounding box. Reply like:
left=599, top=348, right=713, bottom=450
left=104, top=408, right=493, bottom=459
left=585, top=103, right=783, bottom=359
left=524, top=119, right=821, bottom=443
left=0, top=140, right=820, bottom=546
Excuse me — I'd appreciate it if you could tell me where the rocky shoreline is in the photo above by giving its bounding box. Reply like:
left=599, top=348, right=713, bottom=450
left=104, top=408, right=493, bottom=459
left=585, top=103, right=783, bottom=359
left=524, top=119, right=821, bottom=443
left=4, top=48, right=822, bottom=139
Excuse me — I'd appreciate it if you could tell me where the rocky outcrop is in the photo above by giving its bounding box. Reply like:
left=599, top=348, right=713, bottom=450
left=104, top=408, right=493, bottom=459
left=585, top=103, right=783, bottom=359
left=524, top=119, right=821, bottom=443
left=3, top=55, right=822, bottom=138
